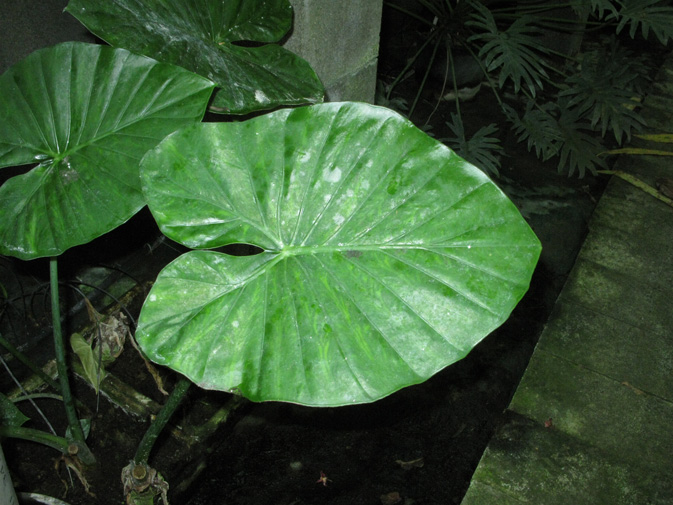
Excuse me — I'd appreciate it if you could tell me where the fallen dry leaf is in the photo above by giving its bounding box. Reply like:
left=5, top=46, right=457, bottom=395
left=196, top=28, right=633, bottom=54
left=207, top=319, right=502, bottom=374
left=621, top=381, right=646, bottom=396
left=395, top=457, right=424, bottom=470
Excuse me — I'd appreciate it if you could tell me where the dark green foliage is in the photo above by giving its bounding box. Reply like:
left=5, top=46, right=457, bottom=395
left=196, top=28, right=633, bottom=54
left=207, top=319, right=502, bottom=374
left=610, top=0, right=673, bottom=45
left=384, top=0, right=672, bottom=177
left=442, top=112, right=504, bottom=176
left=555, top=99, right=608, bottom=177
left=560, top=38, right=647, bottom=143
left=504, top=102, right=562, bottom=162
left=467, top=3, right=549, bottom=97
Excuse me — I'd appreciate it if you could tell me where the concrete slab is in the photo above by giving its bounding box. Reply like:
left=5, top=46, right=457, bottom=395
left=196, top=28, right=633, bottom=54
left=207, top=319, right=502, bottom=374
left=465, top=412, right=673, bottom=505
left=560, top=257, right=672, bottom=335
left=580, top=183, right=673, bottom=291
left=510, top=350, right=673, bottom=473
left=538, top=302, right=673, bottom=400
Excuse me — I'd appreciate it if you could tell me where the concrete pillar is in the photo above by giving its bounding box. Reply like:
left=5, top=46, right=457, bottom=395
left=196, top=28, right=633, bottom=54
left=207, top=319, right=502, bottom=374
left=283, top=0, right=383, bottom=104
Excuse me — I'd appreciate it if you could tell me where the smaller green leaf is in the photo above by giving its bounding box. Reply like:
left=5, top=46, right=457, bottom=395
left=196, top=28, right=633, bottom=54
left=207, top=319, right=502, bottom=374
left=0, top=42, right=214, bottom=260
left=601, top=147, right=673, bottom=156
left=635, top=133, right=673, bottom=143
left=71, top=333, right=105, bottom=394
left=66, top=0, right=325, bottom=114
left=0, top=393, right=29, bottom=428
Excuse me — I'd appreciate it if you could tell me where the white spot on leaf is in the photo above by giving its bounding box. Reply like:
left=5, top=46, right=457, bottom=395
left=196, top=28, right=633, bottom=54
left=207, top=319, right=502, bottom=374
left=322, top=166, right=342, bottom=183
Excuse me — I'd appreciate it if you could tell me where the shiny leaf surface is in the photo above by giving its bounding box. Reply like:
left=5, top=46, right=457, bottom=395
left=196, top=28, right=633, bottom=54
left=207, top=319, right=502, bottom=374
left=137, top=102, right=541, bottom=406
left=66, top=0, right=324, bottom=114
left=0, top=42, right=215, bottom=259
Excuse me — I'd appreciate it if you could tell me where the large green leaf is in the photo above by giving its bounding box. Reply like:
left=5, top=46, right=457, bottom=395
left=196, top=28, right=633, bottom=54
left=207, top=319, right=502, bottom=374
left=65, top=0, right=325, bottom=114
left=137, top=102, right=541, bottom=406
left=0, top=42, right=215, bottom=260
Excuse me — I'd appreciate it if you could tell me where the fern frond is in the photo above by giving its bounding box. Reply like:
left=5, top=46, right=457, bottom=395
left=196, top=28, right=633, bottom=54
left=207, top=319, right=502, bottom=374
left=441, top=113, right=503, bottom=176
left=467, top=3, right=549, bottom=97
left=609, top=0, right=673, bottom=45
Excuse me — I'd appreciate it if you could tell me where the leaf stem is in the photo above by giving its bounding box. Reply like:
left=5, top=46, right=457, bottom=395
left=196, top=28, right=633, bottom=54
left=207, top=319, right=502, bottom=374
left=50, top=257, right=86, bottom=444
left=134, top=376, right=191, bottom=464
left=0, top=332, right=61, bottom=392
left=0, top=425, right=70, bottom=454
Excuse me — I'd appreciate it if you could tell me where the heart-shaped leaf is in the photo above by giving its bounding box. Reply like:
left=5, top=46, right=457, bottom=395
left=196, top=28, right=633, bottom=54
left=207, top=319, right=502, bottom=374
left=0, top=42, right=215, bottom=260
left=137, top=102, right=541, bottom=406
left=65, top=0, right=325, bottom=114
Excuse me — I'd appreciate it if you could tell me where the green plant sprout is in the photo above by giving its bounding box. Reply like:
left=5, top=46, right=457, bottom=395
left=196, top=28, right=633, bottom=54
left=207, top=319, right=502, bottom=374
left=0, top=357, right=96, bottom=494
left=0, top=395, right=87, bottom=461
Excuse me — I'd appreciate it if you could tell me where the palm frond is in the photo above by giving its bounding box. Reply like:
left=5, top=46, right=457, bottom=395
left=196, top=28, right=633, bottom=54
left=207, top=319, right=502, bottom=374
left=441, top=113, right=503, bottom=176
left=467, top=3, right=549, bottom=97
left=610, top=0, right=673, bottom=45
